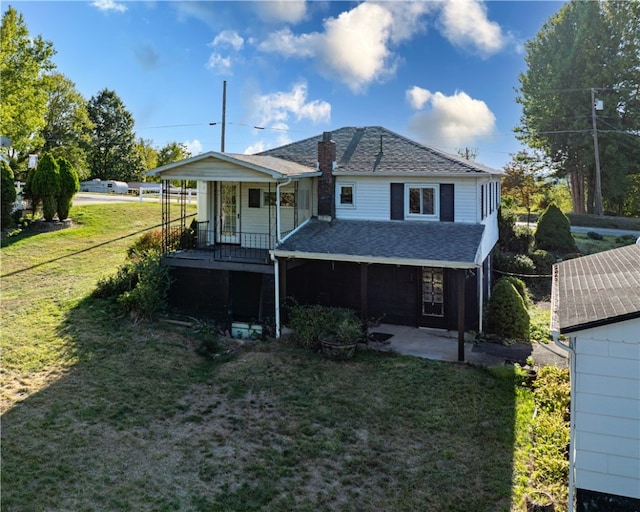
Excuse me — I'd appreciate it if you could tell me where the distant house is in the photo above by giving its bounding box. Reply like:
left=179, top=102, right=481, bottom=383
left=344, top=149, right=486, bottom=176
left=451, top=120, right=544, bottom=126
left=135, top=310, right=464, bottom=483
left=148, top=126, right=503, bottom=345
left=551, top=244, right=640, bottom=512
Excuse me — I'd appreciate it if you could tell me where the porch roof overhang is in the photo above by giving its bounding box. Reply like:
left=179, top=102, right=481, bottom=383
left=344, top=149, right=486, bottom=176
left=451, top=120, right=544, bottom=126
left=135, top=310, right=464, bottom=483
left=271, top=219, right=485, bottom=269
left=146, top=151, right=320, bottom=182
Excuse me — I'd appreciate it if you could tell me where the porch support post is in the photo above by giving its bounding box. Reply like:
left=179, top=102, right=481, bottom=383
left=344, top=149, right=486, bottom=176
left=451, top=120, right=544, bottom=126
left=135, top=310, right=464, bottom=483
left=360, top=263, right=368, bottom=322
left=279, top=258, right=287, bottom=322
left=457, top=269, right=466, bottom=362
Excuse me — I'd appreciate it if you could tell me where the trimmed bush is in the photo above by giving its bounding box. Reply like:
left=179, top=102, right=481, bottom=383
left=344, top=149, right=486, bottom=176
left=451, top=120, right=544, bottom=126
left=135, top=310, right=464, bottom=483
left=586, top=231, right=603, bottom=241
left=487, top=278, right=530, bottom=340
left=31, top=153, right=60, bottom=221
left=494, top=251, right=536, bottom=275
left=534, top=204, right=577, bottom=254
left=504, top=276, right=531, bottom=307
left=56, top=158, right=79, bottom=220
left=1, top=161, right=16, bottom=230
left=510, top=225, right=534, bottom=254
left=530, top=249, right=556, bottom=275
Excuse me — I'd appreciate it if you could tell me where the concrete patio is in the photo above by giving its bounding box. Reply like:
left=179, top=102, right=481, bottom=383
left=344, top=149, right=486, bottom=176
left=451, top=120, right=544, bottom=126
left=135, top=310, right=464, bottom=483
left=367, top=323, right=569, bottom=368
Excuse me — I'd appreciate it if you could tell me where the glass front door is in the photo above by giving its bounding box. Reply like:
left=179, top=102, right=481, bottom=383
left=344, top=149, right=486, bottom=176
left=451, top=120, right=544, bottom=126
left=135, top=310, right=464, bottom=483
left=422, top=267, right=444, bottom=317
left=220, top=182, right=239, bottom=244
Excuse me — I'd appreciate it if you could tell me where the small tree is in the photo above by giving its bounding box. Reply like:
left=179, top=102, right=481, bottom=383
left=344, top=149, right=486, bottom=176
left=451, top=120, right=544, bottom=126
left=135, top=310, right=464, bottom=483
left=487, top=278, right=530, bottom=340
left=56, top=157, right=79, bottom=220
left=1, top=160, right=16, bottom=229
left=31, top=153, right=59, bottom=221
left=534, top=204, right=577, bottom=254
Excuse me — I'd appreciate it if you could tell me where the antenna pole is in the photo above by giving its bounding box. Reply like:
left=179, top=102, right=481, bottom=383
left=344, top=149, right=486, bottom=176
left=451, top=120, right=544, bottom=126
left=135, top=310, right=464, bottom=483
left=221, top=80, right=227, bottom=152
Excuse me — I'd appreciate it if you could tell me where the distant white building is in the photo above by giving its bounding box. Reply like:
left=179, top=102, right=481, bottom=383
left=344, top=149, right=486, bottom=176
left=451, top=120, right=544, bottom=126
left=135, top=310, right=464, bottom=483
left=551, top=244, right=640, bottom=512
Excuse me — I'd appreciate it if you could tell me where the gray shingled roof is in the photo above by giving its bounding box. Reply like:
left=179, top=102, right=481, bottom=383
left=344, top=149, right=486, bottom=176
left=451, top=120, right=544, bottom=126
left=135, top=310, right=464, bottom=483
left=259, top=126, right=501, bottom=176
left=551, top=244, right=640, bottom=334
left=274, top=219, right=484, bottom=267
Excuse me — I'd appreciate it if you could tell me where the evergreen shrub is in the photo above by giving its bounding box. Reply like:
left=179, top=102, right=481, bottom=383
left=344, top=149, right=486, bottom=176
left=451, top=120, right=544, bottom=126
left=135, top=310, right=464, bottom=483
left=530, top=249, right=556, bottom=275
left=1, top=161, right=16, bottom=230
left=56, top=158, right=79, bottom=220
left=487, top=278, right=530, bottom=340
left=31, top=153, right=60, bottom=221
left=534, top=204, right=577, bottom=254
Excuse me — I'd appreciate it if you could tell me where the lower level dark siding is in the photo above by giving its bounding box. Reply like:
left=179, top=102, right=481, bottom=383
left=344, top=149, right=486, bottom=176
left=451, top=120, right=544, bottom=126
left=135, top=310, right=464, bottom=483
left=169, top=267, right=275, bottom=324
left=577, top=488, right=640, bottom=512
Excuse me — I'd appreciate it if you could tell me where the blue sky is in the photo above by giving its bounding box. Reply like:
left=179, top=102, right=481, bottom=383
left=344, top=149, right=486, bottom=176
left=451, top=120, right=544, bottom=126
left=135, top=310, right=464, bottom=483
left=16, top=0, right=564, bottom=170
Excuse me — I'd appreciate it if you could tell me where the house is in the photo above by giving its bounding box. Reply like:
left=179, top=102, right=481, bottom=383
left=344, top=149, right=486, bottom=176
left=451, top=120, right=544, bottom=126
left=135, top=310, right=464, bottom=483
left=550, top=244, right=640, bottom=512
left=148, top=126, right=503, bottom=349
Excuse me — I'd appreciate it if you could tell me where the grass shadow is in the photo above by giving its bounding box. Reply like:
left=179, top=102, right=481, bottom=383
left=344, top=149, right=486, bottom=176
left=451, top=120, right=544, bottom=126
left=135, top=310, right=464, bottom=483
left=2, top=295, right=521, bottom=511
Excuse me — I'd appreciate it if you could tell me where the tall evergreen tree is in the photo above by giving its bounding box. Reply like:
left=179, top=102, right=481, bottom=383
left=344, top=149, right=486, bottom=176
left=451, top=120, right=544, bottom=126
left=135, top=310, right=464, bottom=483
left=87, top=89, right=144, bottom=182
left=0, top=6, right=55, bottom=157
left=516, top=0, right=640, bottom=214
left=1, top=160, right=16, bottom=229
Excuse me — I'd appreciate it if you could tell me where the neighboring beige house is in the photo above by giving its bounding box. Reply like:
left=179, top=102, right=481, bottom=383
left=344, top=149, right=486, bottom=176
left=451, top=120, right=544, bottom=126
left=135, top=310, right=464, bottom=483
left=551, top=244, right=640, bottom=512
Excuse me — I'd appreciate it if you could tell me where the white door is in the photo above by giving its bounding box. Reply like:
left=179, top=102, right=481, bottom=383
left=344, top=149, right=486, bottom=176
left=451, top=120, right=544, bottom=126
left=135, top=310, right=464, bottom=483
left=220, top=182, right=239, bottom=244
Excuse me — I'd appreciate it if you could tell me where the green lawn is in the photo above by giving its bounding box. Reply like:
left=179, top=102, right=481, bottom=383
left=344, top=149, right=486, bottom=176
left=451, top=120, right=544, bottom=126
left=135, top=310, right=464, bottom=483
left=1, top=203, right=567, bottom=511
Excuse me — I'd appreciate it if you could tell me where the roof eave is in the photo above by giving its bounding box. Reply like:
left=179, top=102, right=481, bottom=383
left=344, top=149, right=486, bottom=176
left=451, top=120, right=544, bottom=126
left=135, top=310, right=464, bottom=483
left=271, top=249, right=479, bottom=269
left=558, top=311, right=640, bottom=335
left=333, top=170, right=503, bottom=178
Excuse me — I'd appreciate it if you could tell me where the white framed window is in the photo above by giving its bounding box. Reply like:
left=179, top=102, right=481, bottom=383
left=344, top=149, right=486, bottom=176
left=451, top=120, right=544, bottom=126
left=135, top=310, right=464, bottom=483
left=338, top=183, right=355, bottom=207
left=263, top=190, right=296, bottom=207
left=406, top=184, right=439, bottom=219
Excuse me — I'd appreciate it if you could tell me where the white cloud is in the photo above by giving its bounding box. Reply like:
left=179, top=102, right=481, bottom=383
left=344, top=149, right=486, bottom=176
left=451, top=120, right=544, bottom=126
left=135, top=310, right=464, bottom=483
left=251, top=82, right=331, bottom=128
left=183, top=139, right=203, bottom=156
left=406, top=86, right=432, bottom=110
left=258, top=28, right=316, bottom=58
left=407, top=89, right=496, bottom=147
left=207, top=53, right=233, bottom=75
left=91, top=0, right=127, bottom=13
left=258, top=2, right=430, bottom=93
left=244, top=141, right=266, bottom=155
left=255, top=0, right=307, bottom=24
left=437, top=0, right=507, bottom=57
left=211, top=30, right=244, bottom=51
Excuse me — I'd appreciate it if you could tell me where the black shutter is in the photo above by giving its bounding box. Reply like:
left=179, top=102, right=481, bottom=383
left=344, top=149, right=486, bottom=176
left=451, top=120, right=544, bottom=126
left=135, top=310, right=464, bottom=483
left=440, top=184, right=454, bottom=222
left=390, top=183, right=404, bottom=220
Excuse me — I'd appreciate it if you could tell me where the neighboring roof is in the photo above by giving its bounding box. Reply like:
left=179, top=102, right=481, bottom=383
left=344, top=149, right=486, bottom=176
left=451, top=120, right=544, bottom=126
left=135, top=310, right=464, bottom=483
left=273, top=218, right=485, bottom=268
left=551, top=244, right=640, bottom=334
left=259, top=126, right=502, bottom=177
left=147, top=151, right=319, bottom=179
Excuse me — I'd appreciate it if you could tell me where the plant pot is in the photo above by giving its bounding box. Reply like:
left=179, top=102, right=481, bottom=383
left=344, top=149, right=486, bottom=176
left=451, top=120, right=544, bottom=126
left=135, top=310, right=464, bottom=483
left=320, top=339, right=357, bottom=361
left=525, top=490, right=555, bottom=512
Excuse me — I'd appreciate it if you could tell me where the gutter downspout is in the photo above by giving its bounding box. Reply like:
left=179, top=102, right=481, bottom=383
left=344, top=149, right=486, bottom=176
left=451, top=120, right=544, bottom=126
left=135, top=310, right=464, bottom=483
left=553, top=331, right=577, bottom=512
left=271, top=177, right=291, bottom=339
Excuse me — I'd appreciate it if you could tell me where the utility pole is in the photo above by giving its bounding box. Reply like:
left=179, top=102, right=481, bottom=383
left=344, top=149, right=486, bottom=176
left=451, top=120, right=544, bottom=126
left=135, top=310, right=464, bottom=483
left=591, top=88, right=603, bottom=216
left=221, top=80, right=227, bottom=152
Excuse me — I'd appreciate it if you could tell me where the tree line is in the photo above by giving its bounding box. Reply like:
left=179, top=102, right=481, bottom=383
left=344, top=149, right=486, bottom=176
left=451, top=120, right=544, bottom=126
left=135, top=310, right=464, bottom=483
left=0, top=6, right=190, bottom=184
left=516, top=0, right=640, bottom=216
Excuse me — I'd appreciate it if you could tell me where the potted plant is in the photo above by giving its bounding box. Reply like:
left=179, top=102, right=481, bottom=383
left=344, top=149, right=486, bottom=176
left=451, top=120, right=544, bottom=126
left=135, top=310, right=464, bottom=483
left=319, top=308, right=364, bottom=361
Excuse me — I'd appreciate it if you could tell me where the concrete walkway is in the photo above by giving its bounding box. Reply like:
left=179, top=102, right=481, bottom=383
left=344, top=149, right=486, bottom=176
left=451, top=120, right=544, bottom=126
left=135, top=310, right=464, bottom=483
left=367, top=323, right=569, bottom=368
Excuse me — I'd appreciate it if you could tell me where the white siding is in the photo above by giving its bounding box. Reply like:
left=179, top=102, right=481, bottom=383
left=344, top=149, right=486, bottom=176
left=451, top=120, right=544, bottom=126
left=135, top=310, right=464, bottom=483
left=160, top=159, right=274, bottom=181
left=335, top=176, right=480, bottom=223
left=573, top=318, right=640, bottom=499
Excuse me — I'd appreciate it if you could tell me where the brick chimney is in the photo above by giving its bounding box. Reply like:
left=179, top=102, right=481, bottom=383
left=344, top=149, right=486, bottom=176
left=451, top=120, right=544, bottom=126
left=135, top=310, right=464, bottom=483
left=317, top=131, right=336, bottom=220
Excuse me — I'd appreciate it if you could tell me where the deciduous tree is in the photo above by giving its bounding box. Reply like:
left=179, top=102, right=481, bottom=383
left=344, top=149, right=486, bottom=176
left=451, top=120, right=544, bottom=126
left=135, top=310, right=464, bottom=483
left=41, top=73, right=93, bottom=180
left=0, top=6, right=55, bottom=156
left=87, top=89, right=144, bottom=182
left=516, top=0, right=640, bottom=214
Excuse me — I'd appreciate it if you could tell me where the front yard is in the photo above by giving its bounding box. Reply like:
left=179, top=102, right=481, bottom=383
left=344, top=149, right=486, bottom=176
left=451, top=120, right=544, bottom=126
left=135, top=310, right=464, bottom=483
left=1, top=203, right=568, bottom=511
